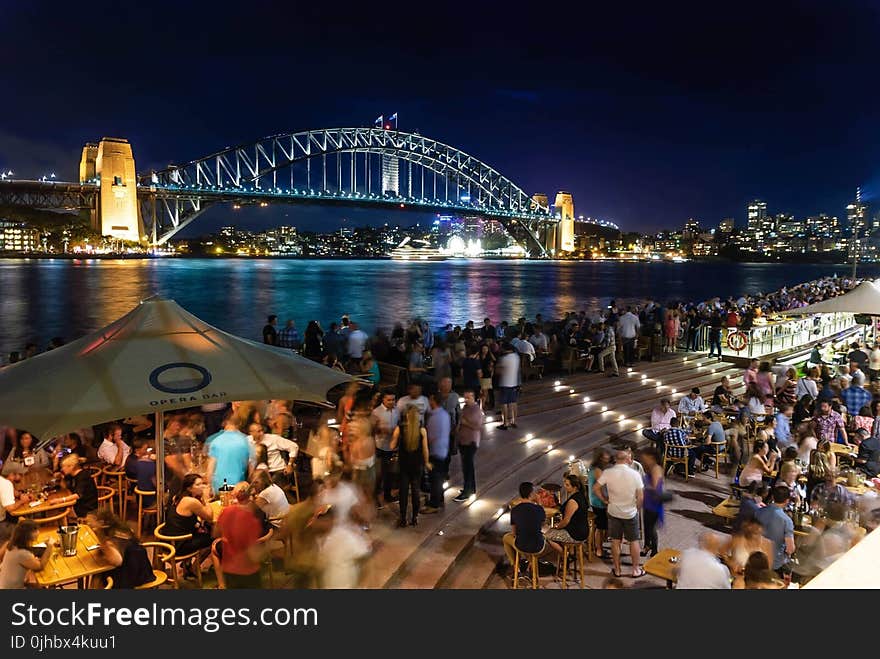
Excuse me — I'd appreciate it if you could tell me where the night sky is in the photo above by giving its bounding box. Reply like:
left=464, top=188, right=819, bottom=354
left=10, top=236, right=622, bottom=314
left=2, top=0, right=880, bottom=235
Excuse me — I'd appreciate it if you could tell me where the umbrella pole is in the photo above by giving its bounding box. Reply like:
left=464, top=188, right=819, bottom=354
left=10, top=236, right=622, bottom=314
left=155, top=410, right=165, bottom=523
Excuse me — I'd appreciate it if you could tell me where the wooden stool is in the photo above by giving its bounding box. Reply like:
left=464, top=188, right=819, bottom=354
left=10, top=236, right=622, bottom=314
left=102, top=466, right=127, bottom=517
left=557, top=542, right=586, bottom=589
left=123, top=477, right=137, bottom=520
left=134, top=488, right=158, bottom=538
left=587, top=510, right=596, bottom=562
left=138, top=541, right=175, bottom=590
left=513, top=546, right=542, bottom=590
left=154, top=523, right=203, bottom=589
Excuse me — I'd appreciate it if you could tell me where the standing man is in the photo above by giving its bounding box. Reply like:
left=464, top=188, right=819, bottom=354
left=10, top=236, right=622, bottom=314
left=247, top=422, right=298, bottom=487
left=278, top=320, right=301, bottom=351
left=97, top=423, right=130, bottom=468
left=207, top=414, right=254, bottom=494
left=597, top=322, right=619, bottom=377
left=346, top=322, right=369, bottom=365
left=396, top=382, right=429, bottom=425
left=423, top=393, right=451, bottom=513
left=617, top=306, right=640, bottom=367
left=453, top=389, right=484, bottom=502
left=707, top=311, right=723, bottom=358
left=496, top=342, right=521, bottom=430
left=755, top=486, right=796, bottom=580
left=262, top=314, right=278, bottom=346
left=371, top=390, right=399, bottom=508
left=594, top=448, right=645, bottom=579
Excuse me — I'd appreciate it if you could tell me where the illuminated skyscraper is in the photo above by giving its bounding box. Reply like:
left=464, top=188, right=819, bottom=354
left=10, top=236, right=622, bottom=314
left=747, top=200, right=767, bottom=232
left=847, top=188, right=868, bottom=236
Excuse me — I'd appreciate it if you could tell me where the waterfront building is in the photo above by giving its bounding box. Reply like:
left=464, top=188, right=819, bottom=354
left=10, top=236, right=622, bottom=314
left=747, top=199, right=767, bottom=232
left=0, top=221, right=39, bottom=252
left=806, top=213, right=839, bottom=238
left=718, top=218, right=735, bottom=234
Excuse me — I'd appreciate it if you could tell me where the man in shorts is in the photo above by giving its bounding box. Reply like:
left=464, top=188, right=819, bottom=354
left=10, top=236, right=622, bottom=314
left=594, top=448, right=645, bottom=578
left=496, top=342, right=521, bottom=430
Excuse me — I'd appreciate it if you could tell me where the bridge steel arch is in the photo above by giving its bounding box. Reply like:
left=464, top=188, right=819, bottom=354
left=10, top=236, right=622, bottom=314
left=140, top=128, right=553, bottom=255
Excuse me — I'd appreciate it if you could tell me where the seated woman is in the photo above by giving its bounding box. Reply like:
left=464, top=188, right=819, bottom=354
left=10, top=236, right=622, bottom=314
left=94, top=510, right=153, bottom=589
left=0, top=520, right=56, bottom=589
left=739, top=551, right=785, bottom=589
left=544, top=474, right=589, bottom=545
left=739, top=439, right=778, bottom=488
left=746, top=384, right=768, bottom=422
left=162, top=473, right=214, bottom=560
left=1, top=431, right=51, bottom=478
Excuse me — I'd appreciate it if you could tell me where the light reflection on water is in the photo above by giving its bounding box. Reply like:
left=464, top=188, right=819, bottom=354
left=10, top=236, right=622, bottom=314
left=0, top=258, right=875, bottom=354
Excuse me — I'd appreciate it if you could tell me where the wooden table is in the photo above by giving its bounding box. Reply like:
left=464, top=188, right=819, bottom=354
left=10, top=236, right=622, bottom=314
left=10, top=491, right=78, bottom=518
left=830, top=444, right=857, bottom=457
left=643, top=548, right=681, bottom=588
left=34, top=524, right=113, bottom=588
left=712, top=497, right=740, bottom=521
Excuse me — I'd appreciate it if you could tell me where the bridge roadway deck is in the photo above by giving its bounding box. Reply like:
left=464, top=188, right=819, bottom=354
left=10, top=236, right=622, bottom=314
left=354, top=353, right=742, bottom=589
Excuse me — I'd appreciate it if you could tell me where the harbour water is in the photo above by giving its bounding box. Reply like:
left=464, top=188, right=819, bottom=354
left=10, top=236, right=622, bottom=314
left=1, top=258, right=877, bottom=355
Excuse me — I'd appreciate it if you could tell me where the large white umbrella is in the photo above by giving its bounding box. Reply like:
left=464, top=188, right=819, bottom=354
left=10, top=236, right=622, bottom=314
left=782, top=279, right=880, bottom=316
left=0, top=296, right=352, bottom=514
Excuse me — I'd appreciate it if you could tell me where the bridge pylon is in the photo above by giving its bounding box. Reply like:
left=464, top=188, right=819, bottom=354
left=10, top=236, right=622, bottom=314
left=80, top=138, right=144, bottom=243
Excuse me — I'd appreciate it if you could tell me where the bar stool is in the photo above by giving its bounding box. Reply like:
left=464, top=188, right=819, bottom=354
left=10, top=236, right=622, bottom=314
left=556, top=541, right=586, bottom=589
left=137, top=541, right=175, bottom=589
left=102, top=466, right=127, bottom=517
left=96, top=486, right=116, bottom=513
left=154, top=523, right=203, bottom=589
left=123, top=477, right=137, bottom=520
left=586, top=510, right=596, bottom=562
left=134, top=488, right=158, bottom=537
left=513, top=546, right=542, bottom=590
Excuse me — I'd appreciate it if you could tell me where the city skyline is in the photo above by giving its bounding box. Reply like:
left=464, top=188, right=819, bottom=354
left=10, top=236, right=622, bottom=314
left=2, top=2, right=880, bottom=235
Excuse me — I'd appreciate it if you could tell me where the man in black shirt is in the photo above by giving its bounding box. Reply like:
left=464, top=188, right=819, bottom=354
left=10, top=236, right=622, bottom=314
left=502, top=482, right=561, bottom=575
left=856, top=430, right=880, bottom=477
left=60, top=454, right=98, bottom=520
left=262, top=315, right=278, bottom=346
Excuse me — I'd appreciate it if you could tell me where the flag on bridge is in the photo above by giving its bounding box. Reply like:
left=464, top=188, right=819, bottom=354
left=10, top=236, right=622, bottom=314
left=374, top=115, right=383, bottom=126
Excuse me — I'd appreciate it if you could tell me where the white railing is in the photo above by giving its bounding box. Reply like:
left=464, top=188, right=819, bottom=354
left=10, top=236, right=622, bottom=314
left=693, top=312, right=858, bottom=359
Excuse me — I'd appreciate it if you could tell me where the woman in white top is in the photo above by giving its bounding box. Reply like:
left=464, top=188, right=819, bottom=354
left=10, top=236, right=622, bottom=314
left=250, top=470, right=290, bottom=525
left=739, top=439, right=777, bottom=487
left=746, top=384, right=768, bottom=422
left=796, top=433, right=818, bottom=464
left=1, top=431, right=51, bottom=477
left=0, top=520, right=55, bottom=589
left=870, top=344, right=880, bottom=380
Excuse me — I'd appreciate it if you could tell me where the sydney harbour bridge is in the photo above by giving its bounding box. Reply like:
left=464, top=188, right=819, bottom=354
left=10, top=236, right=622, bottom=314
left=0, top=128, right=618, bottom=258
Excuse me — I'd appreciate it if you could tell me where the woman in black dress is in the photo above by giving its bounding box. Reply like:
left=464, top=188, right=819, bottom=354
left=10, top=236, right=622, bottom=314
left=390, top=404, right=430, bottom=528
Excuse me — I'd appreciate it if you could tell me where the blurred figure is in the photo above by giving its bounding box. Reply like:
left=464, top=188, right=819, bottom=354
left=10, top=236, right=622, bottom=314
left=277, top=483, right=322, bottom=588
left=674, top=532, right=731, bottom=589
left=214, top=482, right=266, bottom=589
left=93, top=510, right=153, bottom=589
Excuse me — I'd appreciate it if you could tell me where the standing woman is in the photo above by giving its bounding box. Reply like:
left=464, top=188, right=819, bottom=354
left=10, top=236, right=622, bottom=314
left=479, top=344, right=496, bottom=410
left=544, top=474, right=589, bottom=544
left=390, top=405, right=430, bottom=528
left=302, top=321, right=324, bottom=362
left=639, top=447, right=665, bottom=558
left=755, top=362, right=775, bottom=405
left=664, top=310, right=680, bottom=354
left=588, top=447, right=611, bottom=559
left=775, top=368, right=798, bottom=407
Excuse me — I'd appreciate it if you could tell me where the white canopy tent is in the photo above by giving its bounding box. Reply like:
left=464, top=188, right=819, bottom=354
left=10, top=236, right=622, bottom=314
left=0, top=296, right=352, bottom=516
left=781, top=279, right=880, bottom=316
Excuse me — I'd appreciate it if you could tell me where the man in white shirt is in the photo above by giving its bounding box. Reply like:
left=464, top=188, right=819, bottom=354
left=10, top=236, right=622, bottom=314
left=346, top=322, right=369, bottom=362
left=496, top=343, right=521, bottom=430
left=0, top=472, right=19, bottom=542
left=396, top=383, right=430, bottom=425
left=529, top=327, right=549, bottom=354
left=617, top=307, right=641, bottom=367
left=643, top=398, right=676, bottom=448
left=678, top=388, right=707, bottom=415
left=97, top=423, right=130, bottom=468
left=675, top=533, right=731, bottom=589
left=247, top=422, right=299, bottom=486
left=511, top=333, right=535, bottom=363
left=372, top=391, right=400, bottom=507
left=594, top=448, right=645, bottom=578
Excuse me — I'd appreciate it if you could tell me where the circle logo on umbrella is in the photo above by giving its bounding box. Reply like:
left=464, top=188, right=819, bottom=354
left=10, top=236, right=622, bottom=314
left=149, top=362, right=213, bottom=394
